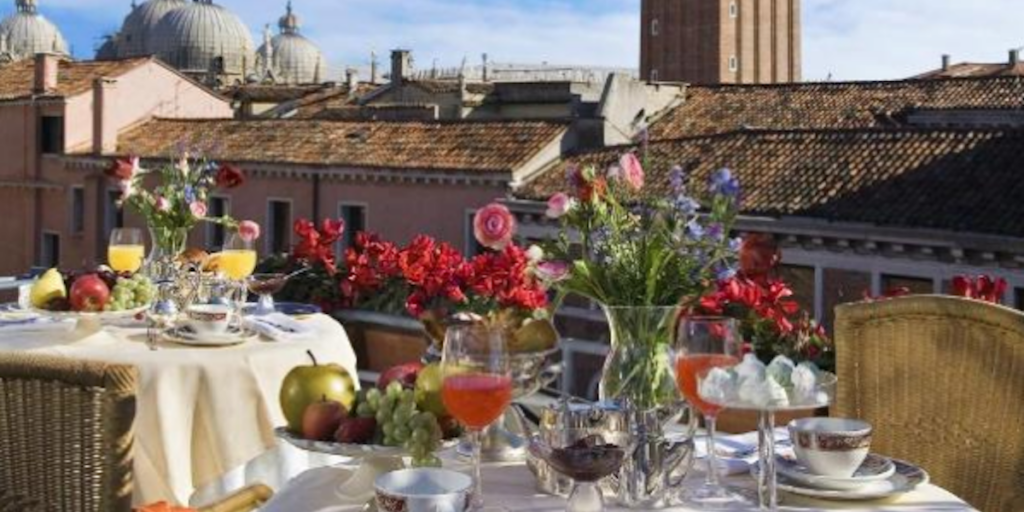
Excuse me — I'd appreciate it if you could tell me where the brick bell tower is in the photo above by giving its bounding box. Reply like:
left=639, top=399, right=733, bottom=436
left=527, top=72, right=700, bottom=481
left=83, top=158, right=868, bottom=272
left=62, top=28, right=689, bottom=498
left=640, top=0, right=801, bottom=84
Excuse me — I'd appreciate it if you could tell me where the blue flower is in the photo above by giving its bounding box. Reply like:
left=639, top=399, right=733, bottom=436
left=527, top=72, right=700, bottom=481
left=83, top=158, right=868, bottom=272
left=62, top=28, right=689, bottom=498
left=686, top=219, right=705, bottom=240
left=707, top=223, right=724, bottom=241
left=728, top=237, right=743, bottom=252
left=184, top=185, right=196, bottom=203
left=716, top=266, right=738, bottom=282
left=710, top=168, right=741, bottom=197
left=669, top=165, right=687, bottom=191
left=673, top=196, right=699, bottom=216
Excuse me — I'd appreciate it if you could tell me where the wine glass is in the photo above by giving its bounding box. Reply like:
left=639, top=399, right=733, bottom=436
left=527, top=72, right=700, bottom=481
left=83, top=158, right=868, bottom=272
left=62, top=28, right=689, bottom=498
left=528, top=428, right=627, bottom=512
left=217, top=233, right=257, bottom=327
left=441, top=323, right=513, bottom=511
left=674, top=316, right=750, bottom=507
left=108, top=228, right=145, bottom=273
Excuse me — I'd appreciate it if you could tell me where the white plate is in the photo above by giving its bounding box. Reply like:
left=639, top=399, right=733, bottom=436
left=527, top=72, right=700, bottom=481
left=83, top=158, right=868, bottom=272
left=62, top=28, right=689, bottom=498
left=31, top=305, right=149, bottom=322
left=754, top=458, right=929, bottom=500
left=777, top=453, right=896, bottom=490
left=163, top=325, right=257, bottom=347
left=274, top=427, right=459, bottom=459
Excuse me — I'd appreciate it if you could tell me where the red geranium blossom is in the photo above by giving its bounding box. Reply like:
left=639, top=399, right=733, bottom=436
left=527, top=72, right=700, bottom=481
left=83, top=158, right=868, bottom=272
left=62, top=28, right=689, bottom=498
left=215, top=163, right=245, bottom=189
left=952, top=275, right=1007, bottom=304
left=292, top=218, right=345, bottom=275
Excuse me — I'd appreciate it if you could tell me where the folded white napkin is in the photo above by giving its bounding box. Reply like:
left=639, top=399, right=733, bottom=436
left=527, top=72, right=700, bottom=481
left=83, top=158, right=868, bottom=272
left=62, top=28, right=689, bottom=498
left=245, top=313, right=315, bottom=342
left=0, top=317, right=76, bottom=335
left=694, top=428, right=793, bottom=476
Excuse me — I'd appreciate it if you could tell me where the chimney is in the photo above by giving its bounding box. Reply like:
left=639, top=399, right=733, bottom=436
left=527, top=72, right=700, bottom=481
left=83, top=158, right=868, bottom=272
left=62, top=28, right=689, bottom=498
left=941, top=54, right=951, bottom=71
left=391, top=49, right=410, bottom=85
left=1010, top=49, right=1020, bottom=66
left=33, top=53, right=59, bottom=94
left=345, top=68, right=358, bottom=98
left=93, top=78, right=119, bottom=155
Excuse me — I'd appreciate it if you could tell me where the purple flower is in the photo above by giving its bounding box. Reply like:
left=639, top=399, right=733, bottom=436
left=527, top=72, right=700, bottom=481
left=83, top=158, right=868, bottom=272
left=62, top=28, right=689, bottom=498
left=710, top=168, right=741, bottom=197
left=674, top=196, right=699, bottom=216
left=716, top=266, right=738, bottom=282
left=184, top=185, right=196, bottom=203
left=729, top=237, right=743, bottom=252
left=686, top=220, right=705, bottom=240
left=565, top=164, right=582, bottom=189
left=707, top=223, right=724, bottom=241
left=669, top=165, right=687, bottom=191
left=535, top=261, right=571, bottom=283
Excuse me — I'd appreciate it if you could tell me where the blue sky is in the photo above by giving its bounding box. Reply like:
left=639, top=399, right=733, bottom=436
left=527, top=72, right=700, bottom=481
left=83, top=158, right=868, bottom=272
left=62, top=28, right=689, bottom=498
left=31, top=0, right=1024, bottom=81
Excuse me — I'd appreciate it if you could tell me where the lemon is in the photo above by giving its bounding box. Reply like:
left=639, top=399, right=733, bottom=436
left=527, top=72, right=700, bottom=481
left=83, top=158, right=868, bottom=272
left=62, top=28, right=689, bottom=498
left=30, top=268, right=66, bottom=308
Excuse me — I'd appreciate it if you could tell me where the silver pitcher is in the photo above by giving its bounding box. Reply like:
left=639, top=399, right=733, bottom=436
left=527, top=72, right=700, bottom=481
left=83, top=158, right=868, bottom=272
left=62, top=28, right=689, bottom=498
left=526, top=400, right=697, bottom=509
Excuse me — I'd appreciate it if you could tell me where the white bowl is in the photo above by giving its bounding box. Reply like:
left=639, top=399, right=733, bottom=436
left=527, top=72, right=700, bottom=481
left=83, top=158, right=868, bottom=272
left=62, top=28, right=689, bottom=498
left=375, top=468, right=472, bottom=512
left=789, top=417, right=872, bottom=478
left=185, top=304, right=234, bottom=335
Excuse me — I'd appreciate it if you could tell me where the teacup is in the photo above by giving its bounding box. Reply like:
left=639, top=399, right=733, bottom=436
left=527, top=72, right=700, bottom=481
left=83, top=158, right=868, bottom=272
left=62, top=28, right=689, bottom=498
left=375, top=468, right=472, bottom=512
left=185, top=304, right=234, bottom=336
left=788, top=417, right=872, bottom=478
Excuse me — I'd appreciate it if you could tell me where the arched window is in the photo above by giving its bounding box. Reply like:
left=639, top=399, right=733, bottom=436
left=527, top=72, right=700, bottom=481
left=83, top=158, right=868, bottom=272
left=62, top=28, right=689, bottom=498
left=729, top=56, right=738, bottom=72
left=729, top=1, right=738, bottom=18
left=651, top=18, right=660, bottom=37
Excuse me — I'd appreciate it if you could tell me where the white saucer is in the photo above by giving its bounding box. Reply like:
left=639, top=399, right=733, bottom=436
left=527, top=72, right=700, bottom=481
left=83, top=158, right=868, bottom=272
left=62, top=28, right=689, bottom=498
left=754, top=458, right=929, bottom=500
left=164, top=325, right=257, bottom=347
left=777, top=453, right=896, bottom=490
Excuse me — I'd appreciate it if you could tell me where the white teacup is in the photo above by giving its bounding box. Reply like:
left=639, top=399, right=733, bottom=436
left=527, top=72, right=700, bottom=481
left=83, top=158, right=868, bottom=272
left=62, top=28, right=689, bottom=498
left=788, top=417, right=872, bottom=478
left=185, top=304, right=234, bottom=336
left=375, top=468, right=472, bottom=512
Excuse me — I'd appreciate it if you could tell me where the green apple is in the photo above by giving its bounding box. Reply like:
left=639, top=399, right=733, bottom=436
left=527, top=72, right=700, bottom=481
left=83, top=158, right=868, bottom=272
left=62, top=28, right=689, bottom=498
left=280, top=351, right=357, bottom=433
left=414, top=362, right=446, bottom=417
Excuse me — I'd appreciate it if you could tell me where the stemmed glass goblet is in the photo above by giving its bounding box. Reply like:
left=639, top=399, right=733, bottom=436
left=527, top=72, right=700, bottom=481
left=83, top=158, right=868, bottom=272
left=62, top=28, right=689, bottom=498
left=441, top=323, right=513, bottom=511
left=528, top=428, right=627, bottom=512
left=216, top=233, right=257, bottom=327
left=674, top=316, right=750, bottom=507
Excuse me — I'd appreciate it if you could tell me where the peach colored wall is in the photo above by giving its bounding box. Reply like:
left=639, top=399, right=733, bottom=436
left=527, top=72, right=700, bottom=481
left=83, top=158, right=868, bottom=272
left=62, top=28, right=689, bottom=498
left=64, top=62, right=232, bottom=153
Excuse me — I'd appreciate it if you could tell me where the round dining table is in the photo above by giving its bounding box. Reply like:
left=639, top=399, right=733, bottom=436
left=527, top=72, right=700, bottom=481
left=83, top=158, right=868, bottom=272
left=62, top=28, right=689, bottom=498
left=0, top=312, right=358, bottom=506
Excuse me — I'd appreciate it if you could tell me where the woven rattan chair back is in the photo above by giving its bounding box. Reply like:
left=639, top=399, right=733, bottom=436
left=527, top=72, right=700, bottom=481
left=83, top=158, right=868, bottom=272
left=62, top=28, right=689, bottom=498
left=834, top=295, right=1024, bottom=512
left=0, top=353, right=137, bottom=512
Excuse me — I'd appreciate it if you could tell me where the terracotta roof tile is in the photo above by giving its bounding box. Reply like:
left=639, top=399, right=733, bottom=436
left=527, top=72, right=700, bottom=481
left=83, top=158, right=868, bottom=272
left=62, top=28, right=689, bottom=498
left=113, top=118, right=567, bottom=173
left=225, top=84, right=328, bottom=103
left=288, top=83, right=381, bottom=117
left=518, top=128, right=1024, bottom=238
left=650, top=77, right=1024, bottom=139
left=0, top=57, right=151, bottom=101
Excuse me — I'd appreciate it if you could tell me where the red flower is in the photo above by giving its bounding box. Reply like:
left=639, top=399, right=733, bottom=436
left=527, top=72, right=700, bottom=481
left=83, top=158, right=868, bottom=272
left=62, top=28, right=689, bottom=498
left=106, top=157, right=136, bottom=181
left=952, top=275, right=1007, bottom=304
left=215, top=164, right=245, bottom=189
left=739, top=234, right=780, bottom=281
left=291, top=218, right=345, bottom=275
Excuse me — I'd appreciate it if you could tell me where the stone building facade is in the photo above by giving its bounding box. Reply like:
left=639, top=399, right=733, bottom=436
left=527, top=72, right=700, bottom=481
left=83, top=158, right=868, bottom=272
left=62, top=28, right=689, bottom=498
left=640, top=0, right=801, bottom=84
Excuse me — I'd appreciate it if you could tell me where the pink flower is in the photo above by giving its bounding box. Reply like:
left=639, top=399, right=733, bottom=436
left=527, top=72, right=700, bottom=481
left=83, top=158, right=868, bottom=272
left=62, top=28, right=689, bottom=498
left=238, top=220, right=261, bottom=242
left=619, top=152, right=645, bottom=191
left=189, top=201, right=207, bottom=218
left=535, top=261, right=570, bottom=283
left=545, top=192, right=576, bottom=219
left=118, top=179, right=135, bottom=200
left=155, top=196, right=171, bottom=212
left=473, top=203, right=516, bottom=251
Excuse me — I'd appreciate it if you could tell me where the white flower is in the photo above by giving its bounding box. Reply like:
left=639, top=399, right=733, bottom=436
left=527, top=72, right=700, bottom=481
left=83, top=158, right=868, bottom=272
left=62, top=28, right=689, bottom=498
left=526, top=245, right=545, bottom=263
left=178, top=153, right=191, bottom=177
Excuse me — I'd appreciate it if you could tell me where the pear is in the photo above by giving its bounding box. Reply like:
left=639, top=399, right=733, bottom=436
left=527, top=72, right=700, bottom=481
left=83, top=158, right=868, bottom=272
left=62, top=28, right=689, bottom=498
left=30, top=268, right=66, bottom=308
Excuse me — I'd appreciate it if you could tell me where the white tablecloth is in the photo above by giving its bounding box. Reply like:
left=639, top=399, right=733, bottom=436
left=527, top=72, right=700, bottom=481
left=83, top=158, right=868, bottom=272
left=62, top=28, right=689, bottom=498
left=262, top=461, right=973, bottom=512
left=0, top=314, right=357, bottom=506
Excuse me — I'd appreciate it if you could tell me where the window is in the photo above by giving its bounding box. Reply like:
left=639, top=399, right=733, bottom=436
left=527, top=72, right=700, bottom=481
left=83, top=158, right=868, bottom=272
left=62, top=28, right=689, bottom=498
left=104, top=188, right=124, bottom=239
left=729, top=56, right=739, bottom=72
left=40, top=232, right=60, bottom=267
left=729, top=1, right=738, bottom=18
left=338, top=203, right=367, bottom=254
left=40, top=116, right=64, bottom=154
left=650, top=69, right=660, bottom=82
left=70, top=186, right=85, bottom=234
left=651, top=18, right=660, bottom=37
left=206, top=196, right=230, bottom=249
left=881, top=274, right=933, bottom=296
left=266, top=199, right=292, bottom=255
left=778, top=265, right=815, bottom=316
left=1015, top=288, right=1023, bottom=311
left=465, top=210, right=484, bottom=256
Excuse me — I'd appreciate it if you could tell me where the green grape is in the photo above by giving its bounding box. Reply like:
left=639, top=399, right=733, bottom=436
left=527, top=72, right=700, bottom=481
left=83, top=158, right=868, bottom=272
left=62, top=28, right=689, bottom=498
left=393, top=426, right=410, bottom=443
left=408, top=444, right=428, bottom=460
left=382, top=423, right=395, bottom=437
left=411, top=428, right=430, bottom=445
left=366, top=389, right=381, bottom=408
left=375, top=410, right=389, bottom=424
left=399, top=390, right=416, bottom=406
left=386, top=381, right=403, bottom=398
left=356, top=403, right=374, bottom=418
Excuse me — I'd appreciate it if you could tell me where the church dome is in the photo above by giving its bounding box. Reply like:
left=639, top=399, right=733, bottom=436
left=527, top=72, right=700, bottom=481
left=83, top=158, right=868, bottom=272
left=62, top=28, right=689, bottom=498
left=150, top=0, right=253, bottom=80
left=0, top=0, right=68, bottom=61
left=116, top=0, right=187, bottom=58
left=255, top=2, right=325, bottom=84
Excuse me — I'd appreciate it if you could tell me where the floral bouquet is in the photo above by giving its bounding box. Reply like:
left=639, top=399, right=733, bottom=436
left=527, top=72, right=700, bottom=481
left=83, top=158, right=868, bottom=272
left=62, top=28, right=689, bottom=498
left=341, top=204, right=556, bottom=353
left=538, top=153, right=743, bottom=409
left=106, top=154, right=258, bottom=259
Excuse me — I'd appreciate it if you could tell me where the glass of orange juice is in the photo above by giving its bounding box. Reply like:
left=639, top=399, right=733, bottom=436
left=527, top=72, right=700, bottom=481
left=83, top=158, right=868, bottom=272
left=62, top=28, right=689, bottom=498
left=441, top=323, right=512, bottom=511
left=675, top=316, right=749, bottom=507
left=108, top=228, right=145, bottom=273
left=218, top=233, right=258, bottom=281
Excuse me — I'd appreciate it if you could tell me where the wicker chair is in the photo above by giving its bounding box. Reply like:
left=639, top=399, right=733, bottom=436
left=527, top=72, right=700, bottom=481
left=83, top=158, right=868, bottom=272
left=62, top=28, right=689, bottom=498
left=0, top=353, right=273, bottom=512
left=834, top=295, right=1024, bottom=512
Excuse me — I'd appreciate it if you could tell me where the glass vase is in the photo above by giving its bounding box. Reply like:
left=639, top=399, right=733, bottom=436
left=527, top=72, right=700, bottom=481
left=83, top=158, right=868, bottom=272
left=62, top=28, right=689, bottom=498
left=598, top=306, right=682, bottom=411
left=144, top=226, right=189, bottom=281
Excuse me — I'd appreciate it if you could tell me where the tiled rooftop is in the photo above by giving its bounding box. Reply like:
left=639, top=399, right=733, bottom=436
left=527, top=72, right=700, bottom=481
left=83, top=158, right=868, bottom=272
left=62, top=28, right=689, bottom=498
left=650, top=77, right=1024, bottom=139
left=113, top=118, right=567, bottom=173
left=287, top=83, right=382, bottom=117
left=224, top=84, right=330, bottom=103
left=518, top=128, right=1024, bottom=238
left=0, top=57, right=151, bottom=101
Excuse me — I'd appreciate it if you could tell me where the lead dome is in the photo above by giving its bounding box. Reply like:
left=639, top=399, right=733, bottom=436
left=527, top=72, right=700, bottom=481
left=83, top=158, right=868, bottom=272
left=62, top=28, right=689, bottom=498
left=150, top=0, right=254, bottom=84
left=0, top=0, right=68, bottom=62
left=255, top=2, right=325, bottom=84
left=116, top=0, right=187, bottom=58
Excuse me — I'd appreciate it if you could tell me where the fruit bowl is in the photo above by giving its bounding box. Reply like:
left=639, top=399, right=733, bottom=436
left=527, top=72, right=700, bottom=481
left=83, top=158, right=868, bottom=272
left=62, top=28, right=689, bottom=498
left=30, top=304, right=149, bottom=322
left=274, top=427, right=460, bottom=458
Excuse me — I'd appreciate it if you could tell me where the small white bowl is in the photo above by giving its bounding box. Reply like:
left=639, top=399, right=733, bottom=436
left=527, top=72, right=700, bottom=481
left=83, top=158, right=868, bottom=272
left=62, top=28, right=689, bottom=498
left=375, top=468, right=472, bottom=512
left=185, top=304, right=234, bottom=336
left=789, top=417, right=872, bottom=478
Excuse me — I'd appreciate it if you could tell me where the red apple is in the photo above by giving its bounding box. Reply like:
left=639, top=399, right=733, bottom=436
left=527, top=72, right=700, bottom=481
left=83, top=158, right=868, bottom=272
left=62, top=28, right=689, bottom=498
left=377, top=362, right=424, bottom=390
left=335, top=416, right=377, bottom=444
left=69, top=274, right=110, bottom=312
left=301, top=396, right=347, bottom=441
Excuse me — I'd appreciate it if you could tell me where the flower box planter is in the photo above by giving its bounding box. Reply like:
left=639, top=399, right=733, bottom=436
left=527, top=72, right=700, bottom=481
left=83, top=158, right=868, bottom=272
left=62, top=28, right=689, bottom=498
left=332, top=310, right=429, bottom=373
left=714, top=407, right=827, bottom=435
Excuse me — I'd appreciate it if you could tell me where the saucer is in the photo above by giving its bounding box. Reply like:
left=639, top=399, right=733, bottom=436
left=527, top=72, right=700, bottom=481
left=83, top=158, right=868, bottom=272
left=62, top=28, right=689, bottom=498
left=164, top=325, right=257, bottom=347
left=777, top=453, right=895, bottom=490
left=755, top=458, right=929, bottom=500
